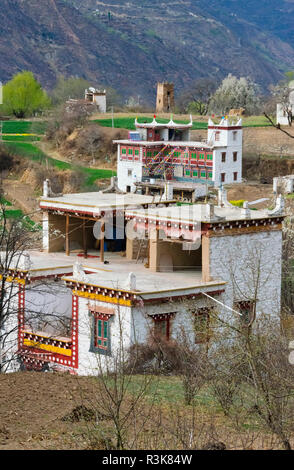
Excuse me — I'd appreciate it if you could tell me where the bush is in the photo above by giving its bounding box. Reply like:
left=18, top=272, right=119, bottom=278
left=0, top=145, right=14, bottom=172
left=127, top=338, right=183, bottom=375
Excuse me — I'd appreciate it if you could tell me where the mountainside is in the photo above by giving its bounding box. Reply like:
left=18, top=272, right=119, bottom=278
left=1, top=0, right=294, bottom=103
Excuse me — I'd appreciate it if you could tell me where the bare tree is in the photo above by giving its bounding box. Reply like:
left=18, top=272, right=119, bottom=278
left=0, top=203, right=39, bottom=371
left=177, top=78, right=217, bottom=115
left=75, top=306, right=157, bottom=450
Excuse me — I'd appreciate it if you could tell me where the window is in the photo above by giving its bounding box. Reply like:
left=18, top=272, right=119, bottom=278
left=207, top=154, right=213, bottom=160
left=201, top=171, right=206, bottom=178
left=234, top=301, right=256, bottom=327
left=191, top=152, right=197, bottom=159
left=233, top=172, right=238, bottom=181
left=215, top=131, right=220, bottom=142
left=233, top=131, right=238, bottom=141
left=233, top=151, right=238, bottom=162
left=208, top=172, right=213, bottom=179
left=199, top=153, right=205, bottom=160
left=90, top=313, right=112, bottom=355
left=147, top=151, right=152, bottom=158
left=121, top=148, right=126, bottom=155
left=95, top=318, right=109, bottom=350
left=135, top=149, right=139, bottom=156
left=128, top=148, right=133, bottom=155
left=192, top=170, right=198, bottom=177
left=185, top=170, right=190, bottom=176
left=194, top=309, right=211, bottom=344
left=221, top=152, right=226, bottom=162
left=153, top=318, right=170, bottom=340
left=221, top=173, right=225, bottom=183
left=127, top=169, right=133, bottom=177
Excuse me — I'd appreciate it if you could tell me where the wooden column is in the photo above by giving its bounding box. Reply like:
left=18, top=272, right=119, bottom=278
left=83, top=219, right=88, bottom=259
left=202, top=235, right=210, bottom=283
left=100, top=221, right=105, bottom=263
left=149, top=228, right=159, bottom=272
left=65, top=214, right=70, bottom=256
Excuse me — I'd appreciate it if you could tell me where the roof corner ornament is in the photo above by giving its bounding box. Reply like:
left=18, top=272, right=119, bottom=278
left=43, top=179, right=63, bottom=198
left=73, top=262, right=89, bottom=283
left=218, top=186, right=234, bottom=208
left=268, top=194, right=285, bottom=216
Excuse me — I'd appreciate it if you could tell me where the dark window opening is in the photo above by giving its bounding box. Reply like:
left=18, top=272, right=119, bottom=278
left=153, top=317, right=171, bottom=340
left=234, top=300, right=256, bottom=327
left=194, top=309, right=211, bottom=344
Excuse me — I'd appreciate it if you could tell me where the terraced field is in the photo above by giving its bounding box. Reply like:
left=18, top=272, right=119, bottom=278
left=2, top=121, right=116, bottom=187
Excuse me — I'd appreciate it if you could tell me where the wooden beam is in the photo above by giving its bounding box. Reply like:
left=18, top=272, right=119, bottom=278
left=65, top=214, right=70, bottom=256
left=82, top=219, right=88, bottom=259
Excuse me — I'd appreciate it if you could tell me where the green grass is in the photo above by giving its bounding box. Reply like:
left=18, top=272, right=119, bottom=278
left=4, top=142, right=116, bottom=186
left=2, top=135, right=41, bottom=142
left=114, top=375, right=218, bottom=410
left=94, top=115, right=271, bottom=131
left=0, top=207, right=41, bottom=230
left=0, top=197, right=12, bottom=206
left=2, top=120, right=47, bottom=135
left=94, top=116, right=207, bottom=131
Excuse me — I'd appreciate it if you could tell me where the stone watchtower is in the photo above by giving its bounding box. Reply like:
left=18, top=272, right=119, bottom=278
left=156, top=82, right=174, bottom=113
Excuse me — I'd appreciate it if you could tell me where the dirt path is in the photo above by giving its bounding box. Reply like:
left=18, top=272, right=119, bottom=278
left=37, top=140, right=70, bottom=163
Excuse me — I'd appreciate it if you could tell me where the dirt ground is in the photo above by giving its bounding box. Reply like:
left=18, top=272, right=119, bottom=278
left=0, top=371, right=288, bottom=450
left=0, top=372, right=100, bottom=450
left=226, top=183, right=274, bottom=209
left=3, top=178, right=42, bottom=221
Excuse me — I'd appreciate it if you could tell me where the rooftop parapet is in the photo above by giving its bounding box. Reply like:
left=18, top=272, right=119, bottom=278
left=135, top=115, right=193, bottom=130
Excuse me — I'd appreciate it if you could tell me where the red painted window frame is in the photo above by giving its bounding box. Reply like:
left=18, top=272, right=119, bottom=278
left=153, top=317, right=170, bottom=340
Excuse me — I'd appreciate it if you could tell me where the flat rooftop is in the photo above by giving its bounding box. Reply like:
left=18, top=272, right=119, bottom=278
left=40, top=192, right=172, bottom=214
left=126, top=203, right=282, bottom=224
left=19, top=251, right=225, bottom=296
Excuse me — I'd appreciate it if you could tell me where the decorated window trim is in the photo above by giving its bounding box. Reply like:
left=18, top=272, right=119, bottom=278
left=149, top=312, right=176, bottom=341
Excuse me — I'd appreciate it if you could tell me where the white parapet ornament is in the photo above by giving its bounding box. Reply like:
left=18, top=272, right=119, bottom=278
left=73, top=262, right=89, bottom=283
left=218, top=186, right=234, bottom=208
left=43, top=179, right=51, bottom=198
left=18, top=252, right=32, bottom=271
left=268, top=194, right=285, bottom=216
left=241, top=201, right=251, bottom=218
left=124, top=272, right=137, bottom=291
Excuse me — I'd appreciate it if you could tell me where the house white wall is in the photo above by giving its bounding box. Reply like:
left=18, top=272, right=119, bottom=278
left=94, top=94, right=107, bottom=113
left=213, top=146, right=242, bottom=186
left=77, top=297, right=133, bottom=375
left=117, top=145, right=144, bottom=192
left=209, top=230, right=282, bottom=324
